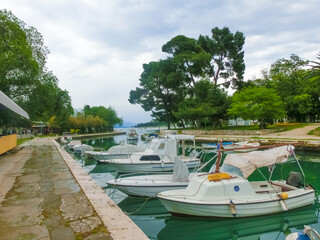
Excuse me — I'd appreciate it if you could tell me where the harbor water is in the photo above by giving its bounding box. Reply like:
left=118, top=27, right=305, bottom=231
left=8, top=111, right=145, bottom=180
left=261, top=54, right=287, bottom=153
left=72, top=129, right=320, bottom=240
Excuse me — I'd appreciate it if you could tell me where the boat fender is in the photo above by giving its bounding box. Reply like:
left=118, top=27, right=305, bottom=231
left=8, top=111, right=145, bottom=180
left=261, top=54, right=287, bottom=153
left=280, top=192, right=289, bottom=200
left=280, top=200, right=288, bottom=211
left=161, top=160, right=164, bottom=168
left=229, top=200, right=237, bottom=217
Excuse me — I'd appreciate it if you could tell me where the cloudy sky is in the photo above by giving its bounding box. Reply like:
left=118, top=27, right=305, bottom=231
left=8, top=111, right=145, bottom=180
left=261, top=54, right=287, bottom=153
left=2, top=0, right=320, bottom=124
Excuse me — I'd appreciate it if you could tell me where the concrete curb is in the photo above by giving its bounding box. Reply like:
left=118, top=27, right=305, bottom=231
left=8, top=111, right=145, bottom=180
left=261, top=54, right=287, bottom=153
left=52, top=140, right=149, bottom=240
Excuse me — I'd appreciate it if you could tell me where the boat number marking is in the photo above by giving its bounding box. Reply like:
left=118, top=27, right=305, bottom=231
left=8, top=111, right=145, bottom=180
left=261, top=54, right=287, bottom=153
left=234, top=186, right=240, bottom=192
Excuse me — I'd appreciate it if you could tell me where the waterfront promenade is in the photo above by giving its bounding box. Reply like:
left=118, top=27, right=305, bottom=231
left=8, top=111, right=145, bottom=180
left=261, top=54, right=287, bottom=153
left=0, top=137, right=148, bottom=240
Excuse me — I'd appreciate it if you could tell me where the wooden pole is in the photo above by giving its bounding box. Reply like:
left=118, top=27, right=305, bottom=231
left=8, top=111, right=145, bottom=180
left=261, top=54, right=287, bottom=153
left=214, top=140, right=223, bottom=173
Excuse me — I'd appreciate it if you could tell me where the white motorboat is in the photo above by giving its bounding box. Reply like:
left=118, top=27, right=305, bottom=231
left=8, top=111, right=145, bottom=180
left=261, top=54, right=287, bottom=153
left=157, top=145, right=315, bottom=218
left=67, top=140, right=82, bottom=150
left=98, top=135, right=201, bottom=173
left=127, top=128, right=139, bottom=140
left=73, top=144, right=94, bottom=155
left=60, top=132, right=72, bottom=144
left=84, top=142, right=145, bottom=161
left=107, top=156, right=202, bottom=197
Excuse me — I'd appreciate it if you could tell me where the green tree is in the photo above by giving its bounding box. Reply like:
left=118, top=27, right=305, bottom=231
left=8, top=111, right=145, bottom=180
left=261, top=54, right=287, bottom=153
left=305, top=52, right=320, bottom=121
left=162, top=35, right=211, bottom=89
left=0, top=10, right=48, bottom=100
left=173, top=80, right=231, bottom=128
left=262, top=54, right=312, bottom=122
left=82, top=105, right=122, bottom=130
left=68, top=113, right=105, bottom=133
left=129, top=59, right=186, bottom=129
left=228, top=87, right=286, bottom=129
left=198, top=27, right=245, bottom=89
left=0, top=10, right=74, bottom=130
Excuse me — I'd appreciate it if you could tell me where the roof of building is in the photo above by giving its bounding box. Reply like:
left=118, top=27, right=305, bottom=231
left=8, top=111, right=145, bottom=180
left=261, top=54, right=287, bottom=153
left=0, top=90, right=29, bottom=119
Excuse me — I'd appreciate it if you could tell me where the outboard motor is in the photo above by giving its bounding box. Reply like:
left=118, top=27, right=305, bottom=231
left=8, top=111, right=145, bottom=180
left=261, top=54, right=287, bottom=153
left=286, top=172, right=303, bottom=188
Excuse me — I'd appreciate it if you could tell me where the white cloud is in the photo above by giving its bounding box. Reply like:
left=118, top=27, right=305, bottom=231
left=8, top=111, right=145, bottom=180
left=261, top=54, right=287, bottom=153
left=1, top=0, right=320, bottom=123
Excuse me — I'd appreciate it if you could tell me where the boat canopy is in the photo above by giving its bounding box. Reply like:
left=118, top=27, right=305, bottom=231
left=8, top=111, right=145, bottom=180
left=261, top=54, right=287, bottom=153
left=223, top=145, right=294, bottom=179
left=108, top=144, right=145, bottom=154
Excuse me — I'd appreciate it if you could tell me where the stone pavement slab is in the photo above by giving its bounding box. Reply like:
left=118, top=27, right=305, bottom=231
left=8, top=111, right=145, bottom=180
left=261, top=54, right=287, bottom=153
left=53, top=140, right=149, bottom=240
left=0, top=138, right=112, bottom=240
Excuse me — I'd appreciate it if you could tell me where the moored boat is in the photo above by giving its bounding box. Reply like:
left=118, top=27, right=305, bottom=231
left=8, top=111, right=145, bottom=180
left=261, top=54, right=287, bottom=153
left=98, top=135, right=201, bottom=173
left=127, top=128, right=139, bottom=141
left=60, top=132, right=72, bottom=144
left=107, top=155, right=202, bottom=197
left=73, top=144, right=94, bottom=155
left=84, top=143, right=145, bottom=161
left=157, top=145, right=315, bottom=218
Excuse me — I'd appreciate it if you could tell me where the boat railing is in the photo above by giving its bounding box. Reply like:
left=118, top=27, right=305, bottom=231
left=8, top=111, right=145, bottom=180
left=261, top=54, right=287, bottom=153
left=92, top=147, right=105, bottom=152
left=116, top=171, right=172, bottom=179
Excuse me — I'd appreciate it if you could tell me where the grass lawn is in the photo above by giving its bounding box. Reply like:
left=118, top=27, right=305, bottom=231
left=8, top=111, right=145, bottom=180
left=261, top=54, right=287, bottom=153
left=17, top=138, right=32, bottom=146
left=308, top=126, right=320, bottom=136
left=193, top=123, right=310, bottom=132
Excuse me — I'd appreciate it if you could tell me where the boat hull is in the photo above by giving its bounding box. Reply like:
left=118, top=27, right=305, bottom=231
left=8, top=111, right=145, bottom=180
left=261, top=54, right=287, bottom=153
left=108, top=160, right=200, bottom=173
left=109, top=182, right=189, bottom=197
left=108, top=174, right=190, bottom=197
left=158, top=189, right=315, bottom=218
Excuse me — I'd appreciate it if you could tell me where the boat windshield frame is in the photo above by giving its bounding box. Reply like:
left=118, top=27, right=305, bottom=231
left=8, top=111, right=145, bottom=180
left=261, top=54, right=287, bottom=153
left=220, top=164, right=244, bottom=178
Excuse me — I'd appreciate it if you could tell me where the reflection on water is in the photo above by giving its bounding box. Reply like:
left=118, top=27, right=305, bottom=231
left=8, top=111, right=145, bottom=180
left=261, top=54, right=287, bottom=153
left=69, top=129, right=320, bottom=240
left=157, top=205, right=319, bottom=240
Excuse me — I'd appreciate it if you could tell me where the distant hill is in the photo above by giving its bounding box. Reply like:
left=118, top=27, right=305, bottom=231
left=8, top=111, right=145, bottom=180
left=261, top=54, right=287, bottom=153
left=115, top=120, right=166, bottom=128
left=115, top=121, right=137, bottom=128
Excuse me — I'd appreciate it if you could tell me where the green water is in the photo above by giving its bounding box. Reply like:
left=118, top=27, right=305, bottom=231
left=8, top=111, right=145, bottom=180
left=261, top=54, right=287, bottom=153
left=78, top=132, right=320, bottom=240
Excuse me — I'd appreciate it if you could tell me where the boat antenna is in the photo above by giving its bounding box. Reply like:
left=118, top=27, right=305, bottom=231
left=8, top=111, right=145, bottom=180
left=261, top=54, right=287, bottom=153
left=214, top=140, right=223, bottom=173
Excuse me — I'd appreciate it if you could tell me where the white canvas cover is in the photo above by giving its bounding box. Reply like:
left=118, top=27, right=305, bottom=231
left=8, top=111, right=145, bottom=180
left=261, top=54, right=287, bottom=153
left=108, top=144, right=145, bottom=154
left=172, top=156, right=189, bottom=182
left=223, top=145, right=294, bottom=178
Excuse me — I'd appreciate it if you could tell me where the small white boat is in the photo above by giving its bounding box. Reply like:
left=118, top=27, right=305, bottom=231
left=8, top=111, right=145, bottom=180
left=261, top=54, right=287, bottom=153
left=223, top=141, right=260, bottom=152
left=201, top=142, right=233, bottom=149
left=67, top=140, right=82, bottom=150
left=127, top=128, right=139, bottom=140
left=74, top=144, right=94, bottom=155
left=84, top=143, right=145, bottom=161
left=157, top=145, right=315, bottom=218
left=107, top=156, right=197, bottom=197
left=98, top=135, right=201, bottom=173
left=142, top=133, right=158, bottom=142
left=202, top=141, right=260, bottom=152
left=60, top=132, right=72, bottom=144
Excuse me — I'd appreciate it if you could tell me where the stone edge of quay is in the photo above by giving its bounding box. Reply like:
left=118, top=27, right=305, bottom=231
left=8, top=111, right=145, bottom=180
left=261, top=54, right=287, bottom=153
left=52, top=140, right=149, bottom=240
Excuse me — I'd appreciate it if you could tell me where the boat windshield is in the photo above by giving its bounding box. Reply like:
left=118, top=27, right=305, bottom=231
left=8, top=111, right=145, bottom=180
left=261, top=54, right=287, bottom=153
left=220, top=164, right=244, bottom=178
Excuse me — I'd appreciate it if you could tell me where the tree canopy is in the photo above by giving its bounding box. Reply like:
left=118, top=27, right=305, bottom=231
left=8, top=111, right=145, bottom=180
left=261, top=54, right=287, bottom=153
left=129, top=27, right=245, bottom=128
left=129, top=59, right=186, bottom=129
left=228, top=86, right=287, bottom=129
left=198, top=27, right=245, bottom=89
left=83, top=105, right=123, bottom=128
left=0, top=10, right=73, bottom=131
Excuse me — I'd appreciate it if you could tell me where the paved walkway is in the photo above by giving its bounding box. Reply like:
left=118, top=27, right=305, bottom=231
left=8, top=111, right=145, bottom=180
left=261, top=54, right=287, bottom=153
left=0, top=138, right=111, bottom=240
left=0, top=137, right=147, bottom=240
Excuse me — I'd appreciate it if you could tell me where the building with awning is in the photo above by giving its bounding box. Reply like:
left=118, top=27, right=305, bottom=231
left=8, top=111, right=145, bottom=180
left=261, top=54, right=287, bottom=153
left=0, top=90, right=29, bottom=154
